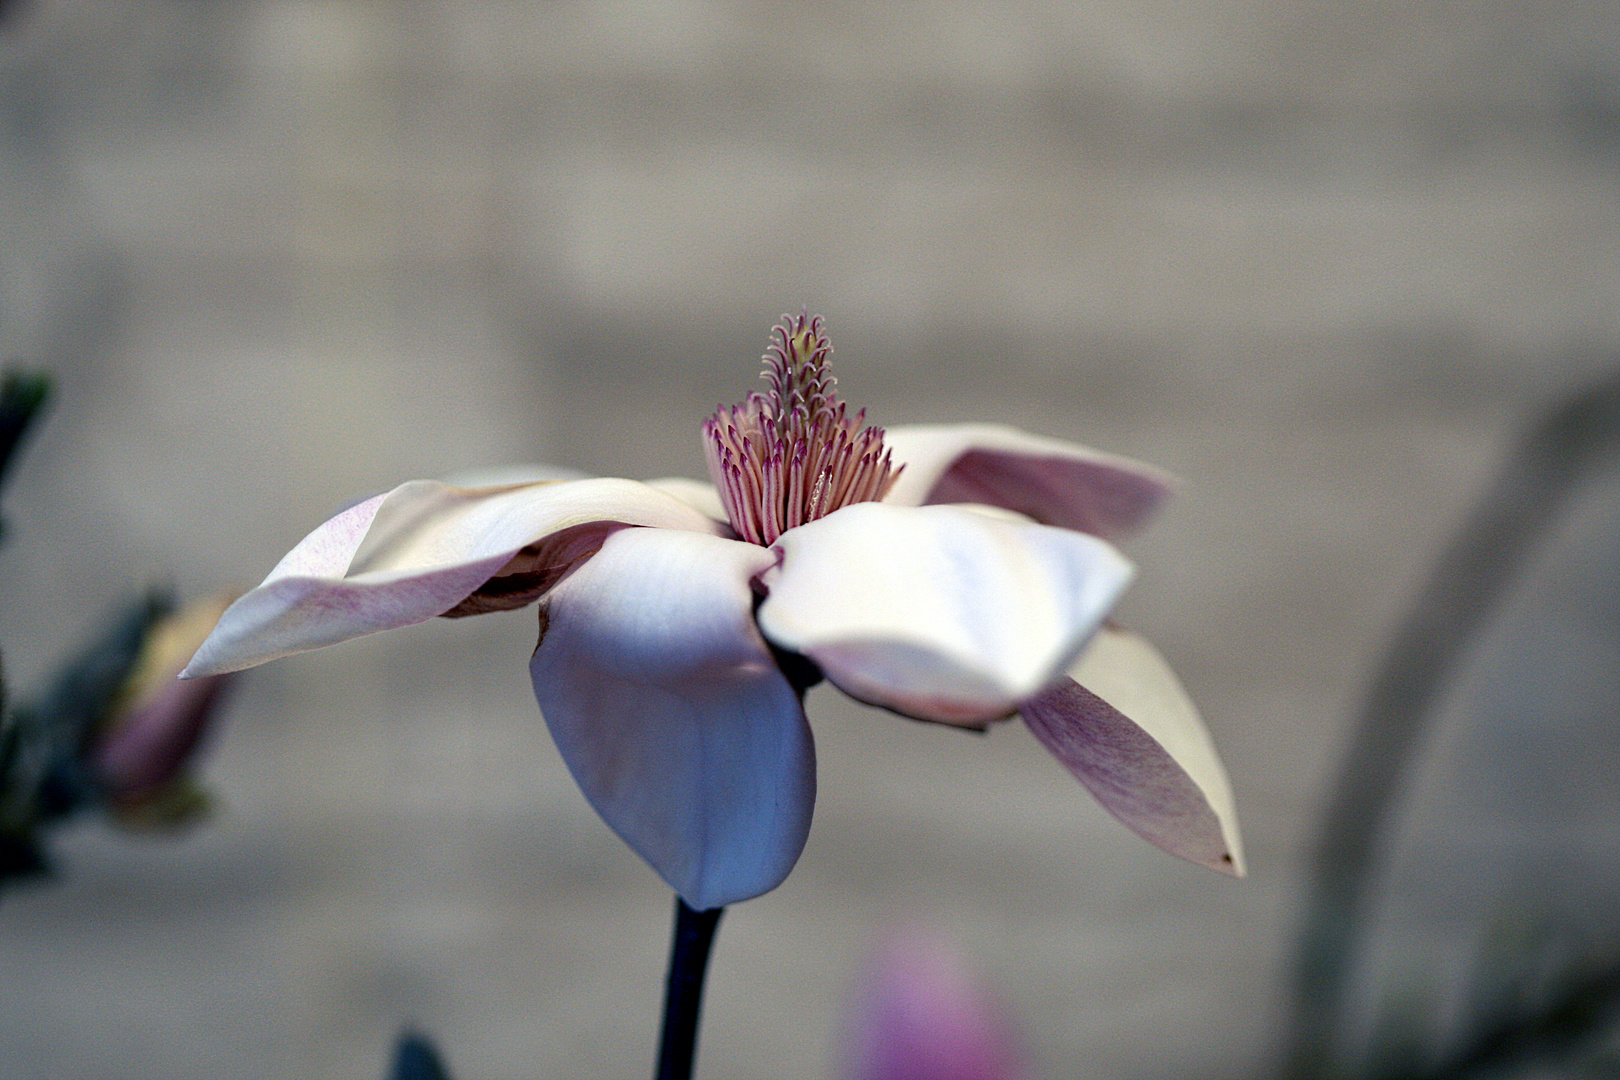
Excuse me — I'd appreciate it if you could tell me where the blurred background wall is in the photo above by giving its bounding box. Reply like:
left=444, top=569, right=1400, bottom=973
left=2, top=1, right=1618, bottom=1077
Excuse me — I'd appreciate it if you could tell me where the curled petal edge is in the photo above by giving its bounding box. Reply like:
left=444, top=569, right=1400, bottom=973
left=183, top=477, right=723, bottom=676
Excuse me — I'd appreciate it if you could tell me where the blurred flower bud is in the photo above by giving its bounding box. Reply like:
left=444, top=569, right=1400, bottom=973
left=87, top=594, right=236, bottom=825
left=843, top=923, right=1027, bottom=1080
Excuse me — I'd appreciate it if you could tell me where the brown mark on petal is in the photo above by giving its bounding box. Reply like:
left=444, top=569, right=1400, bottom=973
left=440, top=521, right=632, bottom=617
left=702, top=312, right=902, bottom=545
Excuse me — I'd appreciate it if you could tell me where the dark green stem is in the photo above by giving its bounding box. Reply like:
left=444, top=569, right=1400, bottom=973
left=655, top=897, right=724, bottom=1080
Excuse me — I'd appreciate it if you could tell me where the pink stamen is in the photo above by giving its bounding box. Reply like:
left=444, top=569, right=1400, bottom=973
left=702, top=312, right=903, bottom=545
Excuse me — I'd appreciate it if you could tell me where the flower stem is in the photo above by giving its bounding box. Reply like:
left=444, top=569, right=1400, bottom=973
left=655, top=896, right=724, bottom=1080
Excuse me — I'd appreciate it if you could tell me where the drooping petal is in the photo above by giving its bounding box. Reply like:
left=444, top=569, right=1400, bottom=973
left=883, top=423, right=1176, bottom=542
left=183, top=478, right=723, bottom=677
left=530, top=526, right=815, bottom=910
left=1019, top=627, right=1244, bottom=876
left=756, top=502, right=1134, bottom=727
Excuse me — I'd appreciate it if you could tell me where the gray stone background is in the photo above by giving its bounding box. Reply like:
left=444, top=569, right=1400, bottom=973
left=2, top=1, right=1618, bottom=1077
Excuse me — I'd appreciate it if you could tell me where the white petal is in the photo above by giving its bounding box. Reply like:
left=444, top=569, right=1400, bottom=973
left=183, top=477, right=723, bottom=676
left=756, top=502, right=1134, bottom=726
left=1020, top=626, right=1244, bottom=875
left=645, top=476, right=729, bottom=523
left=883, top=423, right=1176, bottom=542
left=530, top=527, right=815, bottom=909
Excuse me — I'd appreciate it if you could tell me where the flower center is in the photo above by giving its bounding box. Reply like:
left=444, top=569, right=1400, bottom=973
left=703, top=313, right=902, bottom=545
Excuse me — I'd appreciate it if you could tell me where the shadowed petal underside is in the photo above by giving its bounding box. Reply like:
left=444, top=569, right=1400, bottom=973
left=184, top=477, right=723, bottom=676
left=530, top=526, right=816, bottom=910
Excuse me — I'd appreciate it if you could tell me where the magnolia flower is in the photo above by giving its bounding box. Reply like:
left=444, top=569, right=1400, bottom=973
left=184, top=314, right=1242, bottom=909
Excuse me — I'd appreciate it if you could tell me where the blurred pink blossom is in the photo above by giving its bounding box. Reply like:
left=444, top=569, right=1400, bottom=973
left=844, top=925, right=1027, bottom=1080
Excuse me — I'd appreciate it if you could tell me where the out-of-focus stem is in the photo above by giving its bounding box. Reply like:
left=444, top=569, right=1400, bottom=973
left=1284, top=370, right=1620, bottom=1079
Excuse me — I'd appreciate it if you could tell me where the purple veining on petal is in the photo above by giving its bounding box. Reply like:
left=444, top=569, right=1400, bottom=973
left=184, top=477, right=726, bottom=677
left=1019, top=676, right=1239, bottom=875
left=182, top=555, right=521, bottom=676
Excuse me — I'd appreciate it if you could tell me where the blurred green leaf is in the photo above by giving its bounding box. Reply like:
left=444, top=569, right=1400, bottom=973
left=387, top=1030, right=454, bottom=1080
left=0, top=370, right=50, bottom=490
left=0, top=593, right=173, bottom=873
left=1349, top=927, right=1620, bottom=1080
left=30, top=592, right=173, bottom=769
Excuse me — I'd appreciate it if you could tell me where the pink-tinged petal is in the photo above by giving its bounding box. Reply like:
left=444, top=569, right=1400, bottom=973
left=883, top=423, right=1176, bottom=542
left=756, top=503, right=1134, bottom=727
left=843, top=924, right=1026, bottom=1080
left=183, top=478, right=723, bottom=677
left=530, top=527, right=815, bottom=910
left=1019, top=627, right=1244, bottom=875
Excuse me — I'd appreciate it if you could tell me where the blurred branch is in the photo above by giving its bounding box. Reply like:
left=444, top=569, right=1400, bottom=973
left=1284, top=368, right=1620, bottom=1079
left=1562, top=69, right=1620, bottom=167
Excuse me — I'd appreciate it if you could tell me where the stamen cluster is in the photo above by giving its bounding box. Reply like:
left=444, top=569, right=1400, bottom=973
left=704, top=313, right=901, bottom=546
